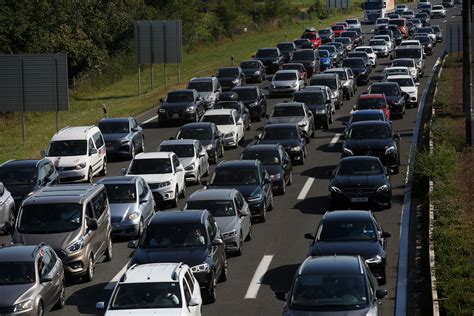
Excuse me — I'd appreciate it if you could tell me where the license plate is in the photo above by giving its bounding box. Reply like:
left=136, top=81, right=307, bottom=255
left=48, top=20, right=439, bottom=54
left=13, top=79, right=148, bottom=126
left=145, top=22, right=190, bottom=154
left=172, top=113, right=179, bottom=119
left=107, top=146, right=114, bottom=151
left=350, top=197, right=369, bottom=203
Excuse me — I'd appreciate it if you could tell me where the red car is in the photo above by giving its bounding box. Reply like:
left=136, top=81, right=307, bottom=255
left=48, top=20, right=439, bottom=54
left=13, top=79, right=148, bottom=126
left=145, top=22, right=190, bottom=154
left=282, top=63, right=308, bottom=84
left=355, top=94, right=390, bottom=119
left=331, top=24, right=346, bottom=37
left=301, top=27, right=322, bottom=48
left=389, top=18, right=409, bottom=38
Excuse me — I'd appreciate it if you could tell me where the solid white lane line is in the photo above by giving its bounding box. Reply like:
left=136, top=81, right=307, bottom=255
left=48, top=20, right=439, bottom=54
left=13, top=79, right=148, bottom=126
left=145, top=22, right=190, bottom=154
left=244, top=255, right=274, bottom=299
left=141, top=115, right=158, bottom=125
left=297, top=177, right=315, bottom=200
left=104, top=261, right=130, bottom=290
left=443, top=20, right=447, bottom=23
left=451, top=15, right=456, bottom=18
left=328, top=133, right=341, bottom=148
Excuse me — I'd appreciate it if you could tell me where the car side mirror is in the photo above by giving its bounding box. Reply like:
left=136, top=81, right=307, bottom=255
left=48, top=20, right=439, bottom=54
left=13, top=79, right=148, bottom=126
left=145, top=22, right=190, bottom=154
left=40, top=149, right=46, bottom=157
left=212, top=238, right=223, bottom=246
left=127, top=240, right=137, bottom=249
left=140, top=198, right=148, bottom=204
left=87, top=218, right=98, bottom=231
left=381, top=232, right=391, bottom=238
left=89, top=148, right=97, bottom=155
left=375, top=289, right=388, bottom=300
left=96, top=302, right=106, bottom=310
left=304, top=233, right=314, bottom=240
left=41, top=275, right=53, bottom=283
left=121, top=167, right=127, bottom=175
left=264, top=178, right=271, bottom=185
left=159, top=98, right=164, bottom=103
left=131, top=127, right=139, bottom=132
left=201, top=179, right=209, bottom=187
left=275, top=291, right=287, bottom=301
left=393, top=133, right=401, bottom=141
left=189, top=297, right=201, bottom=307
left=239, top=209, right=250, bottom=217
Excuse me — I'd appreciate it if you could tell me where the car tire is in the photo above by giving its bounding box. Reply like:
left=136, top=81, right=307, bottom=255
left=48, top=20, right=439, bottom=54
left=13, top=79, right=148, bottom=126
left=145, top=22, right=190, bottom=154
left=83, top=255, right=94, bottom=282
left=245, top=226, right=253, bottom=241
left=137, top=218, right=144, bottom=238
left=288, top=172, right=293, bottom=185
left=236, top=233, right=243, bottom=256
left=171, top=186, right=178, bottom=207
left=104, top=236, right=113, bottom=262
left=205, top=272, right=217, bottom=304
left=324, top=117, right=330, bottom=130
left=129, top=143, right=135, bottom=159
left=279, top=180, right=286, bottom=195
left=5, top=208, right=15, bottom=234
left=267, top=193, right=274, bottom=211
left=196, top=168, right=201, bottom=185
left=87, top=168, right=93, bottom=183
left=99, top=159, right=107, bottom=176
left=218, top=258, right=228, bottom=282
left=141, top=137, right=145, bottom=153
left=179, top=182, right=186, bottom=198
left=220, top=144, right=225, bottom=158
left=54, top=280, right=66, bottom=310
left=37, top=301, right=44, bottom=316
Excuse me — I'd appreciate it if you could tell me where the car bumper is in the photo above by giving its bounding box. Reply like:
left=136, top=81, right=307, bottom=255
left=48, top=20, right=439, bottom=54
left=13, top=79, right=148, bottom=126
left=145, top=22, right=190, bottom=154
left=185, top=169, right=199, bottom=183
left=330, top=192, right=391, bottom=210
left=105, top=142, right=131, bottom=156
left=270, top=178, right=285, bottom=192
left=367, top=261, right=386, bottom=281
left=223, top=136, right=238, bottom=147
left=54, top=249, right=90, bottom=277
left=57, top=169, right=88, bottom=183
left=111, top=221, right=140, bottom=237
left=193, top=271, right=212, bottom=289
left=159, top=112, right=198, bottom=123
left=223, top=234, right=240, bottom=252
left=150, top=187, right=177, bottom=204
left=390, top=103, right=405, bottom=115
left=247, top=200, right=265, bottom=218
left=269, top=86, right=299, bottom=95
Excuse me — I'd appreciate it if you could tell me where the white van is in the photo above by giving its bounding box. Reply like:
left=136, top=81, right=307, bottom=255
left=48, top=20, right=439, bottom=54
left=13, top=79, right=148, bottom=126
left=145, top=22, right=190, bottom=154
left=45, top=126, right=107, bottom=183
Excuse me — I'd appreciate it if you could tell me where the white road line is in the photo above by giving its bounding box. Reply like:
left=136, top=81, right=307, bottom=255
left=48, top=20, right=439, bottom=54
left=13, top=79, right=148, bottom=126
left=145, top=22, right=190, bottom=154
left=297, top=177, right=315, bottom=200
left=328, top=133, right=341, bottom=148
left=244, top=255, right=274, bottom=299
left=451, top=15, right=456, bottom=18
left=141, top=115, right=158, bottom=125
left=443, top=20, right=447, bottom=23
left=104, top=261, right=130, bottom=290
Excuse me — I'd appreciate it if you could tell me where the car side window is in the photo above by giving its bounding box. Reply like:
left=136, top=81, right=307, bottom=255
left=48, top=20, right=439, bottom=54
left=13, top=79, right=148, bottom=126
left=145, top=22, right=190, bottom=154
left=208, top=216, right=217, bottom=240
left=37, top=165, right=48, bottom=183
left=91, top=189, right=108, bottom=218
left=260, top=166, right=266, bottom=182
left=86, top=203, right=95, bottom=220
left=141, top=179, right=150, bottom=196
left=93, top=132, right=104, bottom=149
left=234, top=197, right=242, bottom=213
left=40, top=251, right=54, bottom=277
left=182, top=278, right=192, bottom=304
left=45, top=161, right=54, bottom=177
left=184, top=271, right=195, bottom=293
left=236, top=192, right=246, bottom=209
left=137, top=181, right=145, bottom=201
left=172, top=155, right=180, bottom=170
left=88, top=139, right=96, bottom=153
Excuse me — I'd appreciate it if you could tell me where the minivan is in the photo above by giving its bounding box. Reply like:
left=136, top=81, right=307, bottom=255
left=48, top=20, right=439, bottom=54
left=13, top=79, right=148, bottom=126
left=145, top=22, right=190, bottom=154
left=11, top=184, right=113, bottom=282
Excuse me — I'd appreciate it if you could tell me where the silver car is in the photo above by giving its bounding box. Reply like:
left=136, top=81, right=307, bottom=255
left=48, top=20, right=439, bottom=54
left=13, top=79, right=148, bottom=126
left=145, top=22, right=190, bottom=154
left=369, top=39, right=390, bottom=57
left=324, top=68, right=357, bottom=100
left=269, top=70, right=304, bottom=97
left=185, top=189, right=252, bottom=255
left=158, top=139, right=210, bottom=185
left=0, top=182, right=15, bottom=234
left=97, top=176, right=156, bottom=238
left=267, top=102, right=315, bottom=139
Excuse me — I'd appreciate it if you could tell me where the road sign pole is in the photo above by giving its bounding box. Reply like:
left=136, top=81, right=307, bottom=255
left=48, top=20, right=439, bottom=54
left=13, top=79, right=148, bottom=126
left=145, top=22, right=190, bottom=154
left=137, top=65, right=141, bottom=96
left=177, top=63, right=180, bottom=83
left=151, top=64, right=154, bottom=90
left=463, top=0, right=473, bottom=146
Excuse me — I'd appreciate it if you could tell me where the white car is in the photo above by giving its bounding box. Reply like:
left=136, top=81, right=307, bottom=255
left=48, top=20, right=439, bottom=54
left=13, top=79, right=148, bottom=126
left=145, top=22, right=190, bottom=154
left=96, top=263, right=202, bottom=316
left=269, top=70, right=304, bottom=97
left=431, top=5, right=446, bottom=18
left=400, top=40, right=422, bottom=47
left=375, top=18, right=390, bottom=29
left=123, top=152, right=186, bottom=207
left=201, top=109, right=244, bottom=148
left=382, top=66, right=411, bottom=81
left=391, top=58, right=419, bottom=80
left=45, top=126, right=107, bottom=183
left=372, top=35, right=395, bottom=51
left=386, top=75, right=420, bottom=106
left=346, top=18, right=361, bottom=29
left=395, top=4, right=408, bottom=14
left=355, top=46, right=377, bottom=67
left=369, top=39, right=390, bottom=57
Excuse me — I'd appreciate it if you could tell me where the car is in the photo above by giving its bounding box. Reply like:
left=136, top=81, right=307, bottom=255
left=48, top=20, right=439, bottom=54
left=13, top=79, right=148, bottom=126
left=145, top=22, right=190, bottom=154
left=382, top=66, right=411, bottom=81
left=406, top=21, right=417, bottom=36
left=96, top=262, right=202, bottom=315
left=432, top=25, right=443, bottom=42
left=317, top=28, right=335, bottom=44
left=372, top=34, right=395, bottom=51
left=305, top=210, right=391, bottom=284
left=266, top=102, right=315, bottom=139
left=387, top=13, right=401, bottom=19
left=293, top=89, right=333, bottom=129
left=175, top=122, right=224, bottom=164
left=275, top=255, right=388, bottom=315
left=158, top=139, right=210, bottom=185
left=354, top=94, right=390, bottom=119
left=347, top=51, right=371, bottom=69
left=122, top=152, right=186, bottom=207
left=99, top=117, right=145, bottom=159
left=239, top=59, right=266, bottom=83
left=401, top=10, right=415, bottom=19
left=442, top=0, right=454, bottom=7
left=324, top=67, right=357, bottom=100
left=12, top=184, right=113, bottom=281
left=293, top=38, right=311, bottom=49
left=386, top=75, right=419, bottom=107
left=335, top=37, right=354, bottom=53
left=0, top=244, right=65, bottom=315
left=0, top=182, right=15, bottom=234
left=255, top=124, right=307, bottom=165
left=368, top=38, right=390, bottom=57
left=241, top=144, right=293, bottom=195
left=325, top=41, right=346, bottom=60
left=408, top=17, right=424, bottom=28
left=375, top=17, right=390, bottom=28
left=0, top=159, right=59, bottom=207
left=367, top=82, right=408, bottom=118
left=277, top=41, right=297, bottom=63
left=413, top=34, right=434, bottom=55
left=158, top=89, right=206, bottom=126
left=187, top=77, right=222, bottom=109
left=414, top=12, right=431, bottom=26
left=390, top=18, right=409, bottom=38
left=387, top=23, right=404, bottom=44
left=318, top=49, right=334, bottom=71
left=128, top=210, right=227, bottom=304
left=347, top=26, right=365, bottom=42
left=231, top=86, right=267, bottom=122
left=282, top=63, right=309, bottom=85
left=215, top=92, right=251, bottom=131
left=318, top=44, right=340, bottom=65
left=269, top=70, right=305, bottom=97
left=254, top=47, right=284, bottom=74
left=331, top=24, right=346, bottom=37
left=346, top=18, right=361, bottom=29
left=206, top=160, right=273, bottom=222
left=355, top=46, right=377, bottom=67
left=302, top=85, right=336, bottom=114
left=391, top=58, right=419, bottom=80
left=216, top=67, right=245, bottom=91
left=415, top=26, right=437, bottom=43
left=309, top=73, right=344, bottom=109
left=44, top=126, right=107, bottom=183
left=391, top=46, right=425, bottom=76
left=400, top=39, right=422, bottom=47
left=200, top=109, right=245, bottom=148
left=340, top=31, right=360, bottom=47
left=328, top=156, right=393, bottom=210
left=185, top=189, right=252, bottom=255
left=342, top=120, right=401, bottom=173
left=344, top=109, right=391, bottom=135
left=395, top=4, right=408, bottom=14
left=342, top=57, right=370, bottom=85
left=419, top=2, right=433, bottom=15
left=301, top=28, right=322, bottom=48
left=97, top=176, right=155, bottom=238
left=417, top=0, right=430, bottom=9
left=290, top=49, right=320, bottom=77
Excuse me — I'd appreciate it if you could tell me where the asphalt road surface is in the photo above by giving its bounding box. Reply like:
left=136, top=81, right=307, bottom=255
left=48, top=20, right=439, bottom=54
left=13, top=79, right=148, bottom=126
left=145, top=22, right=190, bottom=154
left=0, top=4, right=462, bottom=315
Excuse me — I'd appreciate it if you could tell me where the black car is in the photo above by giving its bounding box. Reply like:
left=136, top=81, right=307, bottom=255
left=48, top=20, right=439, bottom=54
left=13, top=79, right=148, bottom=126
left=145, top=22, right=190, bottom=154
left=341, top=120, right=401, bottom=173
left=216, top=67, right=245, bottom=91
left=293, top=89, right=333, bottom=129
left=128, top=210, right=227, bottom=303
left=328, top=156, right=392, bottom=211
left=342, top=57, right=370, bottom=85
left=239, top=59, right=266, bottom=83
left=304, top=210, right=391, bottom=284
left=255, top=124, right=307, bottom=165
left=318, top=28, right=335, bottom=44
left=158, top=89, right=205, bottom=126
left=406, top=21, right=417, bottom=37
left=309, top=73, right=344, bottom=110
left=347, top=51, right=371, bottom=69
left=99, top=117, right=145, bottom=159
left=415, top=12, right=431, bottom=26
left=290, top=49, right=320, bottom=77
left=206, top=160, right=273, bottom=222
left=293, top=38, right=311, bottom=49
left=254, top=47, right=284, bottom=74
left=241, top=144, right=292, bottom=195
left=277, top=42, right=296, bottom=63
left=0, top=159, right=59, bottom=207
left=347, top=27, right=364, bottom=43
left=368, top=82, right=407, bottom=118
left=175, top=122, right=224, bottom=164
left=231, top=86, right=267, bottom=122
left=214, top=92, right=251, bottom=131
left=344, top=109, right=390, bottom=135
left=334, top=37, right=353, bottom=53
left=374, top=28, right=395, bottom=42
left=414, top=35, right=434, bottom=55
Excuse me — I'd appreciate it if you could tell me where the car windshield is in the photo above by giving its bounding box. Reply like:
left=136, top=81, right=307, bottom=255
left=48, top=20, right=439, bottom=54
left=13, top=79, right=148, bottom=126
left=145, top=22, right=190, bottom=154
left=351, top=112, right=384, bottom=123
left=272, top=106, right=305, bottom=117
left=341, top=32, right=355, bottom=38
left=310, top=78, right=336, bottom=89
left=233, top=88, right=257, bottom=101
left=159, top=145, right=195, bottom=158
left=140, top=223, right=207, bottom=248
left=357, top=98, right=386, bottom=109
left=294, top=40, right=309, bottom=47
left=110, top=282, right=182, bottom=310
left=415, top=36, right=431, bottom=44
left=201, top=114, right=233, bottom=125
left=18, top=203, right=82, bottom=234
left=99, top=122, right=129, bottom=134
left=47, top=140, right=87, bottom=156
left=410, top=19, right=422, bottom=24
left=218, top=68, right=239, bottom=77
left=128, top=158, right=172, bottom=174
left=393, top=59, right=414, bottom=67
left=256, top=49, right=277, bottom=58
left=385, top=69, right=409, bottom=77
left=211, top=168, right=258, bottom=185
left=342, top=59, right=364, bottom=68
left=433, top=5, right=443, bottom=9
left=388, top=78, right=414, bottom=87
left=376, top=19, right=389, bottom=24
left=318, top=50, right=330, bottom=58
left=319, top=29, right=331, bottom=35
left=331, top=25, right=344, bottom=30
left=187, top=81, right=212, bottom=92
left=274, top=72, right=297, bottom=81
left=186, top=200, right=235, bottom=217
left=277, top=43, right=295, bottom=52
left=432, top=26, right=441, bottom=32
left=348, top=124, right=391, bottom=139
left=364, top=1, right=383, bottom=9
left=326, top=70, right=347, bottom=80
left=166, top=92, right=194, bottom=103
left=336, top=159, right=384, bottom=176
left=240, top=61, right=260, bottom=68
left=104, top=184, right=136, bottom=203
left=290, top=274, right=368, bottom=308
left=356, top=48, right=372, bottom=54
left=336, top=38, right=350, bottom=44
left=319, top=220, right=377, bottom=241
left=0, top=262, right=35, bottom=285
left=391, top=19, right=404, bottom=27
left=241, top=150, right=280, bottom=165
left=293, top=93, right=325, bottom=105
left=262, top=127, right=299, bottom=140
left=283, top=64, right=303, bottom=72
left=419, top=27, right=433, bottom=33
left=292, top=50, right=314, bottom=60
left=0, top=167, right=36, bottom=185
left=415, top=13, right=428, bottom=18
left=320, top=46, right=336, bottom=53
left=349, top=53, right=366, bottom=60
left=347, top=19, right=358, bottom=24
left=370, top=84, right=400, bottom=96
left=370, top=40, right=386, bottom=46
left=177, top=127, right=211, bottom=140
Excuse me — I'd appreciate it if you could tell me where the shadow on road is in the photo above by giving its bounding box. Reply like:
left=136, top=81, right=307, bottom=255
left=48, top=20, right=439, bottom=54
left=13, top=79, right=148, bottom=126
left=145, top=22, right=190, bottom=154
left=293, top=196, right=329, bottom=215
left=261, top=263, right=300, bottom=292
left=65, top=282, right=110, bottom=315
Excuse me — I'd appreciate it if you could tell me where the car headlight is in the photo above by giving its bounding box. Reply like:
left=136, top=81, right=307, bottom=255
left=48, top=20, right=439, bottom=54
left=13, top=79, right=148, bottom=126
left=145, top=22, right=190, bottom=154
left=224, top=131, right=235, bottom=138
left=332, top=91, right=338, bottom=98
left=120, top=138, right=129, bottom=144
left=313, top=109, right=326, bottom=114
left=152, top=181, right=171, bottom=189
left=232, top=79, right=239, bottom=84
left=248, top=102, right=258, bottom=107
left=66, top=236, right=85, bottom=254
left=186, top=106, right=196, bottom=112
left=247, top=193, right=263, bottom=202
left=385, top=146, right=396, bottom=155
left=191, top=262, right=211, bottom=273
left=185, top=163, right=196, bottom=171
left=291, top=82, right=298, bottom=88
left=254, top=70, right=260, bottom=75
left=330, top=186, right=342, bottom=194
left=394, top=99, right=402, bottom=105
left=311, top=61, right=316, bottom=66
left=376, top=184, right=390, bottom=193
left=204, top=144, right=213, bottom=150
left=343, top=147, right=353, bottom=155
left=269, top=173, right=282, bottom=180
left=298, top=122, right=307, bottom=127
left=409, top=91, right=416, bottom=95
left=290, top=145, right=301, bottom=152
left=222, top=229, right=237, bottom=238
left=128, top=212, right=140, bottom=221
left=159, top=108, right=166, bottom=113
left=366, top=255, right=382, bottom=264
left=13, top=300, right=33, bottom=313
left=75, top=162, right=86, bottom=170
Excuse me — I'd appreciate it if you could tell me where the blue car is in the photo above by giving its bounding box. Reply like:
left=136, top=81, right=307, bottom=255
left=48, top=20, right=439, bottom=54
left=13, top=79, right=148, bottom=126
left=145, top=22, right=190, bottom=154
left=318, top=49, right=333, bottom=71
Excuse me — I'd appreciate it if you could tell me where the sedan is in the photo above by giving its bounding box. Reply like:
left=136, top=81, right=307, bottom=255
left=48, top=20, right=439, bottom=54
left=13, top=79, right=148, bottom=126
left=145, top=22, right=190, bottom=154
left=342, top=57, right=370, bottom=85
left=293, top=89, right=333, bottom=129
left=216, top=66, right=245, bottom=91
left=324, top=67, right=357, bottom=100
left=391, top=58, right=419, bottom=80
left=368, top=82, right=407, bottom=118
left=290, top=49, right=320, bottom=77
left=355, top=46, right=377, bottom=68
left=282, top=63, right=308, bottom=85
left=266, top=102, right=315, bottom=139
left=239, top=59, right=266, bottom=83
left=158, top=89, right=205, bottom=126
left=99, top=117, right=144, bottom=158
left=269, top=70, right=304, bottom=97
left=175, top=122, right=224, bottom=164
left=431, top=5, right=446, bottom=18
left=354, top=94, right=390, bottom=119
left=214, top=94, right=251, bottom=131
left=414, top=35, right=434, bottom=55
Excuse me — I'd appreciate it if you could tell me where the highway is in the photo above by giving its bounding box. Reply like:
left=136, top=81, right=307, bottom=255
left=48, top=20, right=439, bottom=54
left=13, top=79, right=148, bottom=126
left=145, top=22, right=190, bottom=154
left=0, top=3, right=461, bottom=315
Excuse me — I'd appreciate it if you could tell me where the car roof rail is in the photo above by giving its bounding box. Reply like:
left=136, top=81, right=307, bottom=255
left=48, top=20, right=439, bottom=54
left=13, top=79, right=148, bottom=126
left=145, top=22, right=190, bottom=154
left=171, top=262, right=184, bottom=281
left=32, top=242, right=46, bottom=257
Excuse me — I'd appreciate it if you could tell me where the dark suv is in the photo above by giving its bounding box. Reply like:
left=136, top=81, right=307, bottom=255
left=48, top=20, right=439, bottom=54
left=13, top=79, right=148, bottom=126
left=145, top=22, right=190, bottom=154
left=293, top=89, right=333, bottom=129
left=254, top=47, right=284, bottom=74
left=158, top=89, right=206, bottom=126
left=128, top=210, right=227, bottom=303
left=231, top=86, right=267, bottom=122
left=290, top=49, right=320, bottom=77
left=216, top=67, right=245, bottom=91
left=206, top=160, right=273, bottom=222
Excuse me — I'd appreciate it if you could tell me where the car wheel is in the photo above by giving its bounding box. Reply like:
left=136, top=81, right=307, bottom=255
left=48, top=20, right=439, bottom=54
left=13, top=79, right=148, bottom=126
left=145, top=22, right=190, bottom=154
left=99, top=159, right=107, bottom=176
left=196, top=168, right=201, bottom=185
left=236, top=233, right=243, bottom=255
left=37, top=301, right=44, bottom=316
left=54, top=280, right=66, bottom=309
left=137, top=218, right=144, bottom=238
left=205, top=272, right=217, bottom=304
left=104, top=236, right=113, bottom=262
left=267, top=193, right=274, bottom=211
left=310, top=125, right=315, bottom=138
left=288, top=171, right=293, bottom=185
left=324, top=117, right=330, bottom=130
left=279, top=180, right=286, bottom=195
left=84, top=255, right=94, bottom=282
left=220, top=144, right=225, bottom=158
left=5, top=208, right=15, bottom=233
left=171, top=186, right=178, bottom=207
left=87, top=168, right=93, bottom=183
left=179, top=182, right=186, bottom=198
left=245, top=225, right=253, bottom=241
left=141, top=137, right=145, bottom=153
left=129, top=143, right=135, bottom=159
left=218, top=258, right=228, bottom=282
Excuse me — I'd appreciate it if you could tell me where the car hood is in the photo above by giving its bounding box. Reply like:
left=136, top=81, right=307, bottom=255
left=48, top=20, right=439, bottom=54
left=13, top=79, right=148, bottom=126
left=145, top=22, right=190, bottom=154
left=215, top=216, right=238, bottom=234
left=103, top=133, right=130, bottom=142
left=350, top=67, right=368, bottom=75
left=132, top=174, right=174, bottom=185
left=331, top=174, right=387, bottom=188
left=309, top=240, right=383, bottom=259
left=263, top=164, right=284, bottom=176
left=242, top=68, right=260, bottom=74
left=47, top=156, right=86, bottom=168
left=283, top=308, right=371, bottom=316
left=109, top=203, right=135, bottom=219
left=13, top=230, right=81, bottom=250
left=4, top=184, right=35, bottom=201
left=132, top=246, right=209, bottom=267
left=0, top=284, right=35, bottom=307
left=345, top=138, right=393, bottom=150
left=400, top=86, right=417, bottom=94
left=268, top=116, right=304, bottom=124
left=105, top=309, right=184, bottom=316
left=218, top=77, right=238, bottom=84
left=161, top=102, right=193, bottom=109
left=215, top=125, right=235, bottom=135
left=258, top=139, right=301, bottom=148
left=208, top=184, right=259, bottom=199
